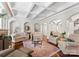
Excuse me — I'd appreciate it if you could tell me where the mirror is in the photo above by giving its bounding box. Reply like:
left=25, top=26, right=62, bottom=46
left=24, top=22, right=30, bottom=32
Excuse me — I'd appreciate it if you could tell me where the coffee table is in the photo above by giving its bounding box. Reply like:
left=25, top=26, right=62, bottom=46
left=23, top=40, right=60, bottom=57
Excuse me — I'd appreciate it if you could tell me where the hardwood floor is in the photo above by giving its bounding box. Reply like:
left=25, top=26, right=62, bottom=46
left=16, top=34, right=79, bottom=57
left=23, top=40, right=61, bottom=57
left=62, top=55, right=79, bottom=57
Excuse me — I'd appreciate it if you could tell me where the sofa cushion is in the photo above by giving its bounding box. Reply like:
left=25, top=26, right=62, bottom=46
left=6, top=50, right=28, bottom=57
left=69, top=34, right=79, bottom=42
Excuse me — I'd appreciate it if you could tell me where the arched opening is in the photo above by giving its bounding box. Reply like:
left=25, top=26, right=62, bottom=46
left=34, top=23, right=40, bottom=32
left=74, top=18, right=79, bottom=34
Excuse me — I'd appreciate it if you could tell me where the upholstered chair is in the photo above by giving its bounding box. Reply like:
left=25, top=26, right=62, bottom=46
left=48, top=32, right=60, bottom=45
left=32, top=32, right=43, bottom=47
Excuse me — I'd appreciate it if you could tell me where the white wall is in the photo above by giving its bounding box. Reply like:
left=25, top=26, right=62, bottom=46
left=8, top=14, right=75, bottom=38
left=39, top=4, right=79, bottom=38
left=8, top=15, right=33, bottom=34
left=42, top=23, right=48, bottom=35
left=7, top=3, right=79, bottom=39
left=71, top=13, right=79, bottom=31
left=41, top=19, right=74, bottom=38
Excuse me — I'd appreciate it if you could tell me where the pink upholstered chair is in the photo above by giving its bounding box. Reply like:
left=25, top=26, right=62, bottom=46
left=32, top=32, right=43, bottom=47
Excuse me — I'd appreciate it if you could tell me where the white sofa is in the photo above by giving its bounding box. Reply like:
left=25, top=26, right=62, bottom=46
left=58, top=34, right=79, bottom=55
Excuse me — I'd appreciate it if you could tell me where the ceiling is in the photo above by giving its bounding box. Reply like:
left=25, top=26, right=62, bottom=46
left=0, top=3, right=5, bottom=13
left=2, top=2, right=79, bottom=21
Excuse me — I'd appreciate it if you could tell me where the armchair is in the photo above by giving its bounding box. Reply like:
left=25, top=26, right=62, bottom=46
left=48, top=32, right=60, bottom=45
left=49, top=36, right=58, bottom=45
left=32, top=32, right=43, bottom=47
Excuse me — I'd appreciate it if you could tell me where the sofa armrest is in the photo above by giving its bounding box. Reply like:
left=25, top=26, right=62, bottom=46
left=58, top=41, right=67, bottom=51
left=0, top=48, right=14, bottom=57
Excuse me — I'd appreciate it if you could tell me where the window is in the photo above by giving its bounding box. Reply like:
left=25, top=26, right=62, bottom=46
left=0, top=2, right=8, bottom=29
left=0, top=2, right=4, bottom=29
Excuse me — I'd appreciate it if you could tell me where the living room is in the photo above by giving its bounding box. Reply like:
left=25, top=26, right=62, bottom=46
left=0, top=1, right=79, bottom=57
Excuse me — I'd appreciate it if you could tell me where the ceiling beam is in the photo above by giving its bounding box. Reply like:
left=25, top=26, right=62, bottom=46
left=40, top=3, right=79, bottom=22
left=2, top=2, right=14, bottom=17
left=26, top=3, right=35, bottom=18
left=31, top=2, right=55, bottom=19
